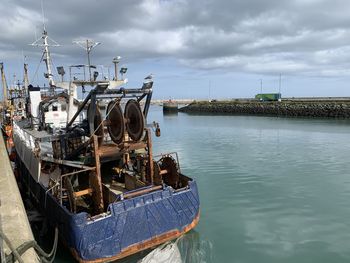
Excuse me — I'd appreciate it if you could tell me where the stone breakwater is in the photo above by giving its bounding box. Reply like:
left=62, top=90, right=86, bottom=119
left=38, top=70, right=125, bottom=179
left=179, top=100, right=350, bottom=118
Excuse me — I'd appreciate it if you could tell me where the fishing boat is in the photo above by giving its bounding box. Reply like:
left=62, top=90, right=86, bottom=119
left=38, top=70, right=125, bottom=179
left=0, top=63, right=28, bottom=150
left=10, top=29, right=200, bottom=262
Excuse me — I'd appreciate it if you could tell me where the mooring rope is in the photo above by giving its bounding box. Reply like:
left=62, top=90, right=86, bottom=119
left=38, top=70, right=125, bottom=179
left=0, top=227, right=58, bottom=263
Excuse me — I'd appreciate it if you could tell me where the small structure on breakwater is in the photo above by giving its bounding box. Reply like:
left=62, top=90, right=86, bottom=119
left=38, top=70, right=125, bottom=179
left=163, top=99, right=178, bottom=112
left=255, top=93, right=281, bottom=102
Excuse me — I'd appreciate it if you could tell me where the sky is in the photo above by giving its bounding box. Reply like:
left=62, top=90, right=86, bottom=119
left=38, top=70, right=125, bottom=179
left=2, top=0, right=350, bottom=99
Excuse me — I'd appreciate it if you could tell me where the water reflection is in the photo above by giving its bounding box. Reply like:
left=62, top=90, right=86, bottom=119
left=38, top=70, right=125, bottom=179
left=49, top=106, right=350, bottom=262
left=118, top=231, right=213, bottom=263
left=163, top=111, right=178, bottom=117
left=177, top=231, right=213, bottom=263
left=149, top=107, right=350, bottom=262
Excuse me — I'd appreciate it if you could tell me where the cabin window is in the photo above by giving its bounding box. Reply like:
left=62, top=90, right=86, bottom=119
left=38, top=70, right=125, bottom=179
left=61, top=104, right=66, bottom=111
left=52, top=105, right=58, bottom=111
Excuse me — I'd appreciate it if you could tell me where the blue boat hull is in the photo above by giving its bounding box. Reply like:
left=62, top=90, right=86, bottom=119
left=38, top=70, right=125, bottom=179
left=18, top=158, right=200, bottom=262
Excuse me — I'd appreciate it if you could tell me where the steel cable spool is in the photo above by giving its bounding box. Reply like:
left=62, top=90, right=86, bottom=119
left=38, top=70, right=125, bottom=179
left=124, top=99, right=145, bottom=141
left=87, top=103, right=104, bottom=145
left=106, top=100, right=124, bottom=144
left=159, top=155, right=179, bottom=188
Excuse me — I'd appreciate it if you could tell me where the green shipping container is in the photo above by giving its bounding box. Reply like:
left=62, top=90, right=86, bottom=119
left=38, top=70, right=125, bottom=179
left=255, top=93, right=281, bottom=101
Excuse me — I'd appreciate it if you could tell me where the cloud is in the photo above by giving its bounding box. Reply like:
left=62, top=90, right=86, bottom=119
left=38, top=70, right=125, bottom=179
left=2, top=0, right=350, bottom=77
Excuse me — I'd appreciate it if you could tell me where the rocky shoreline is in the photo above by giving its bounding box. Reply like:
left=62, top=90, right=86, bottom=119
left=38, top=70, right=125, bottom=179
left=179, top=100, right=350, bottom=118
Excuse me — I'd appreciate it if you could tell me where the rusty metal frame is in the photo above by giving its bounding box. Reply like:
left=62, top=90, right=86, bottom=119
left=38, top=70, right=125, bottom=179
left=121, top=185, right=162, bottom=200
left=145, top=128, right=154, bottom=184
left=91, top=135, right=104, bottom=212
left=59, top=167, right=96, bottom=206
left=66, top=82, right=153, bottom=129
left=41, top=156, right=94, bottom=170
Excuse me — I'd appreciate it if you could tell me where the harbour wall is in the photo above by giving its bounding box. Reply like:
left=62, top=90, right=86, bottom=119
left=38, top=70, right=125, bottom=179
left=179, top=100, right=350, bottom=118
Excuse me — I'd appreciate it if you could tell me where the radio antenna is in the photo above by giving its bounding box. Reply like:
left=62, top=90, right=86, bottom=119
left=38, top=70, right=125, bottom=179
left=73, top=39, right=101, bottom=81
left=30, top=1, right=60, bottom=93
left=41, top=0, right=46, bottom=31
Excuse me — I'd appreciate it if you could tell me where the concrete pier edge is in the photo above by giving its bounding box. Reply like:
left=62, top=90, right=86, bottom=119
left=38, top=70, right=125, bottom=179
left=0, top=135, right=38, bottom=262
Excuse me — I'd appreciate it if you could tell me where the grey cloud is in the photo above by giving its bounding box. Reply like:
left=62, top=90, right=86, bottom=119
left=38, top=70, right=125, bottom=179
left=2, top=0, right=350, bottom=77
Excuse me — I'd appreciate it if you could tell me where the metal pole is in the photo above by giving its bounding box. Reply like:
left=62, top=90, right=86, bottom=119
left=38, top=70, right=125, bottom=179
left=114, top=62, right=118, bottom=81
left=209, top=80, right=211, bottom=101
left=115, top=62, right=118, bottom=81
left=0, top=63, right=8, bottom=106
left=87, top=40, right=92, bottom=81
left=279, top=73, right=281, bottom=94
left=112, top=57, right=121, bottom=80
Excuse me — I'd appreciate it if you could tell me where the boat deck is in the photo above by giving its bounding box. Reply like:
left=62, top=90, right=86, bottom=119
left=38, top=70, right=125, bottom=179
left=103, top=181, right=126, bottom=195
left=16, top=119, right=51, bottom=139
left=15, top=120, right=54, bottom=156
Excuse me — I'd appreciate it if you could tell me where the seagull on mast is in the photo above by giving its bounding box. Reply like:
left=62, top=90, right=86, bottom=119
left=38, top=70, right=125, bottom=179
left=144, top=74, right=153, bottom=80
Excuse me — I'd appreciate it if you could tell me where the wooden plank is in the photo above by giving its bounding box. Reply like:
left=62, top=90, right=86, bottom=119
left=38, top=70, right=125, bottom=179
left=73, top=188, right=93, bottom=198
left=98, top=142, right=147, bottom=157
left=90, top=135, right=104, bottom=213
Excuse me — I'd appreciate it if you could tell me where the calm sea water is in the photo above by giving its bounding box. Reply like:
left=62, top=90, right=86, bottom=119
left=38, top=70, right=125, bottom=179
left=148, top=106, right=350, bottom=263
left=56, top=106, right=350, bottom=262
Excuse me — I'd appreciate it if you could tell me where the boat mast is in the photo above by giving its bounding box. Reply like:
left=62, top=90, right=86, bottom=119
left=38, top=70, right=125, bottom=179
left=30, top=0, right=59, bottom=95
left=0, top=63, right=8, bottom=107
left=23, top=63, right=29, bottom=95
left=43, top=30, right=55, bottom=88
left=30, top=30, right=60, bottom=94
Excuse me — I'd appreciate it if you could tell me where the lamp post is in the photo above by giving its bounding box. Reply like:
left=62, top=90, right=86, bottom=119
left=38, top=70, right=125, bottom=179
left=209, top=80, right=211, bottom=101
left=112, top=56, right=121, bottom=80
left=278, top=73, right=282, bottom=102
